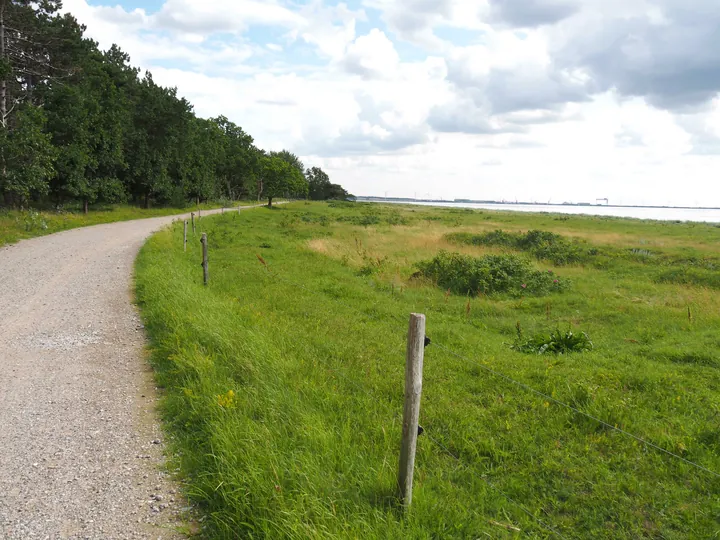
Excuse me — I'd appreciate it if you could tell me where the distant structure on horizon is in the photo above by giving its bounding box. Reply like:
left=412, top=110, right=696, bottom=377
left=354, top=195, right=720, bottom=210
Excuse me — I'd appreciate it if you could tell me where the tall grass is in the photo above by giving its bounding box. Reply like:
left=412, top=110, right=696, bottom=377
left=136, top=202, right=720, bottom=538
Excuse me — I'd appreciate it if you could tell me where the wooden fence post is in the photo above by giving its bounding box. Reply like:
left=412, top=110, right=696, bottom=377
left=398, top=313, right=426, bottom=509
left=191, top=212, right=196, bottom=234
left=201, top=233, right=209, bottom=286
left=183, top=220, right=188, bottom=252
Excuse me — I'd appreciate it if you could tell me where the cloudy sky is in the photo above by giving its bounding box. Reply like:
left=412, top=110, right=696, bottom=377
left=64, top=0, right=720, bottom=206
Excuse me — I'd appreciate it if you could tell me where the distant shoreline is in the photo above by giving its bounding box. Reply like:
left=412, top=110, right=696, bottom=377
left=355, top=197, right=720, bottom=211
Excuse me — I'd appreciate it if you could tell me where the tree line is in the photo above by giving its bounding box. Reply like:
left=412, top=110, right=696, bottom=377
left=0, top=0, right=352, bottom=211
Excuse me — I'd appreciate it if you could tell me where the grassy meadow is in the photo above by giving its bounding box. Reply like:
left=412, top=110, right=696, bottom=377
left=0, top=201, right=258, bottom=247
left=135, top=202, right=720, bottom=539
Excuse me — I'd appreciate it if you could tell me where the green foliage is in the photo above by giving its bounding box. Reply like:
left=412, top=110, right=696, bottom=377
left=306, top=166, right=352, bottom=201
left=654, top=267, right=720, bottom=289
left=21, top=210, right=49, bottom=232
left=269, top=149, right=305, bottom=175
left=259, top=156, right=309, bottom=205
left=512, top=325, right=594, bottom=354
left=0, top=106, right=57, bottom=204
left=415, top=250, right=568, bottom=296
left=336, top=213, right=381, bottom=226
left=0, top=5, right=347, bottom=211
left=447, top=229, right=593, bottom=265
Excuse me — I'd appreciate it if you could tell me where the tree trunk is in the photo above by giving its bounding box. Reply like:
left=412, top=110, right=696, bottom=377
left=83, top=199, right=88, bottom=214
left=144, top=192, right=150, bottom=209
left=0, top=2, right=6, bottom=130
left=0, top=2, right=6, bottom=196
left=268, top=197, right=273, bottom=208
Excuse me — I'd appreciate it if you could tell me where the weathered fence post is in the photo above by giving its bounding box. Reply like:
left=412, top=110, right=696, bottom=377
left=398, top=313, right=426, bottom=509
left=201, top=233, right=209, bottom=286
left=183, top=220, right=188, bottom=252
left=191, top=212, right=196, bottom=234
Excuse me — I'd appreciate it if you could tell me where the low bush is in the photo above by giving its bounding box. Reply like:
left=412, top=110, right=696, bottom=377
left=336, top=213, right=381, bottom=226
left=21, top=210, right=48, bottom=232
left=385, top=211, right=410, bottom=225
left=654, top=267, right=720, bottom=289
left=415, top=250, right=568, bottom=296
left=447, top=229, right=595, bottom=265
left=326, top=200, right=355, bottom=208
left=512, top=326, right=593, bottom=355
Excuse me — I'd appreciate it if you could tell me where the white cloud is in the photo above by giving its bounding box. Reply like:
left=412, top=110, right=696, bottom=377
left=59, top=0, right=720, bottom=206
left=152, top=0, right=305, bottom=33
left=342, top=29, right=399, bottom=78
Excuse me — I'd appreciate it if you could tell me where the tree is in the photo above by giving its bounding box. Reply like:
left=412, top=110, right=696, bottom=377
left=212, top=116, right=259, bottom=200
left=306, top=166, right=330, bottom=200
left=44, top=34, right=129, bottom=212
left=0, top=104, right=55, bottom=205
left=270, top=149, right=304, bottom=176
left=0, top=0, right=73, bottom=206
left=0, top=1, right=78, bottom=128
left=259, top=155, right=308, bottom=207
left=179, top=116, right=224, bottom=203
left=124, top=73, right=190, bottom=208
left=306, top=166, right=351, bottom=201
left=0, top=1, right=348, bottom=212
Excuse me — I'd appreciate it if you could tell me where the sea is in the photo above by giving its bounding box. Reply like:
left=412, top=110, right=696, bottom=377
left=363, top=200, right=720, bottom=224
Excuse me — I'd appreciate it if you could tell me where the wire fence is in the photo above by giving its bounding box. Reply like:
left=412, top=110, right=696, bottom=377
left=232, top=245, right=720, bottom=536
left=255, top=254, right=719, bottom=478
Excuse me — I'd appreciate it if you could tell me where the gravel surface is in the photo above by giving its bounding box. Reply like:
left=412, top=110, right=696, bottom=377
left=0, top=207, right=238, bottom=539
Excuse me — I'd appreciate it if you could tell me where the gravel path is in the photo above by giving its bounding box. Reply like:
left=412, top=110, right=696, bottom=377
left=0, top=207, right=241, bottom=539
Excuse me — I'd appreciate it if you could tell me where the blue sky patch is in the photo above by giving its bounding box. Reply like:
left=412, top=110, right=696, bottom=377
left=89, top=0, right=164, bottom=12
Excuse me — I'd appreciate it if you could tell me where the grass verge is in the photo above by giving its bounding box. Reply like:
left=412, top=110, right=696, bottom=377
left=0, top=200, right=258, bottom=247
left=136, top=202, right=720, bottom=539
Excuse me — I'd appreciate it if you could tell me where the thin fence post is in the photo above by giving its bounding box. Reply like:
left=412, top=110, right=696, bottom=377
left=398, top=313, right=426, bottom=509
left=201, top=233, right=209, bottom=286
left=191, top=212, right=196, bottom=234
left=183, top=220, right=188, bottom=252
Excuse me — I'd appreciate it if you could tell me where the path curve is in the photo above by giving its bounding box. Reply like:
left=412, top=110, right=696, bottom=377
left=0, top=206, right=248, bottom=539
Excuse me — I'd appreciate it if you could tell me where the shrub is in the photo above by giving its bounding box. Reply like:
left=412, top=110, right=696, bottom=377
left=446, top=229, right=595, bottom=266
left=21, top=210, right=48, bottom=232
left=415, top=250, right=568, bottom=296
left=512, top=327, right=593, bottom=355
left=327, top=200, right=355, bottom=208
left=336, top=213, right=380, bottom=226
left=654, top=267, right=720, bottom=289
left=385, top=211, right=409, bottom=225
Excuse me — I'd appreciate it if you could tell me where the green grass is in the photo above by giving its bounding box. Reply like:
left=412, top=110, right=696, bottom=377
left=135, top=202, right=720, bottom=539
left=0, top=200, right=258, bottom=246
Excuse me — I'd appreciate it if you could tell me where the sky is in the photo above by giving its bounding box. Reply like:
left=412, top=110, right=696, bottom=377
left=62, top=0, right=720, bottom=206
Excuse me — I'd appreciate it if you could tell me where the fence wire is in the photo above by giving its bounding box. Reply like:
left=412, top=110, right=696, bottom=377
left=424, top=432, right=573, bottom=540
left=255, top=255, right=720, bottom=479
left=429, top=341, right=720, bottom=479
left=249, top=253, right=718, bottom=539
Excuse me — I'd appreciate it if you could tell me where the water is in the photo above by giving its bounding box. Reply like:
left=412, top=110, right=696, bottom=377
left=364, top=200, right=720, bottom=224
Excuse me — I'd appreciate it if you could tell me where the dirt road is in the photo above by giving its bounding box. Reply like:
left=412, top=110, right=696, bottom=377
left=0, top=207, right=234, bottom=539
